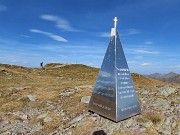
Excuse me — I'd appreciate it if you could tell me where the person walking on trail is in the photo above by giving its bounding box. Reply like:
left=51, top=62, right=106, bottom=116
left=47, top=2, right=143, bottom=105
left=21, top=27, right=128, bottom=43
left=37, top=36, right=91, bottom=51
left=40, top=62, right=44, bottom=69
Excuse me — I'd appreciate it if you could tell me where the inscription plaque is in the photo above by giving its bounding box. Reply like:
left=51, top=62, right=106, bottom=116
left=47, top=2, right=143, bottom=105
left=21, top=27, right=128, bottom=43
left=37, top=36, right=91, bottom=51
left=88, top=17, right=141, bottom=122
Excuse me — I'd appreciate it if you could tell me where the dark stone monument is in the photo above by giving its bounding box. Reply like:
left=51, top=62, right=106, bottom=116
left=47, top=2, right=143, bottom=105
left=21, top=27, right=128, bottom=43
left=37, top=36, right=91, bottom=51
left=88, top=17, right=141, bottom=122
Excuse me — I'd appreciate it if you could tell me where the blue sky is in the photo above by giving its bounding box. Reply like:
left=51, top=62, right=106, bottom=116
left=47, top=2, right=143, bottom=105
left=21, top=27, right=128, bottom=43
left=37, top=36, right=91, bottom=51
left=0, top=0, right=179, bottom=74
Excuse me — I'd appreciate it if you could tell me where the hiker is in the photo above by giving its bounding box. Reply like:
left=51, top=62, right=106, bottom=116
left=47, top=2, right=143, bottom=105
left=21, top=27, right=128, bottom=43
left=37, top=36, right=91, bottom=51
left=40, top=62, right=43, bottom=69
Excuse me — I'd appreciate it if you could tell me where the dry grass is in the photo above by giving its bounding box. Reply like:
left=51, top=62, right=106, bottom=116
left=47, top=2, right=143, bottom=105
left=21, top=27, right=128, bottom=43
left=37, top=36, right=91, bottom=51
left=72, top=117, right=98, bottom=135
left=145, top=126, right=159, bottom=135
left=0, top=63, right=168, bottom=134
left=112, top=127, right=159, bottom=135
left=43, top=114, right=62, bottom=133
left=0, top=101, right=23, bottom=112
left=112, top=131, right=149, bottom=135
left=0, top=63, right=99, bottom=134
left=132, top=73, right=166, bottom=90
left=145, top=112, right=163, bottom=125
left=137, top=115, right=149, bottom=123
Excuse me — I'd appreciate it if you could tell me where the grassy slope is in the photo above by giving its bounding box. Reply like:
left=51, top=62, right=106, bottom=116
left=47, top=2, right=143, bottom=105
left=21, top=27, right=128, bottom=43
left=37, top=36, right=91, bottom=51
left=0, top=63, right=170, bottom=133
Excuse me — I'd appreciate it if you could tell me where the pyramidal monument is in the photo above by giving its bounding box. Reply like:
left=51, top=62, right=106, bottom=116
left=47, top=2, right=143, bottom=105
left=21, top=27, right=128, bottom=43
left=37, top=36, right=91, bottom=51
left=88, top=17, right=141, bottom=122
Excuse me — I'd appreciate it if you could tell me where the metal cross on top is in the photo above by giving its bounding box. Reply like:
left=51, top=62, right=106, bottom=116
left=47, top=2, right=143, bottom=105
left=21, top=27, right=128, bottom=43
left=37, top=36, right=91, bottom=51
left=113, top=17, right=118, bottom=28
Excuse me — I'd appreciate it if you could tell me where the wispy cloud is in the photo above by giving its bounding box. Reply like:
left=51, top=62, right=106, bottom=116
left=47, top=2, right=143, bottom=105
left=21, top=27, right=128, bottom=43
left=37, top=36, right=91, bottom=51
left=128, top=61, right=154, bottom=67
left=134, top=56, right=143, bottom=59
left=0, top=5, right=7, bottom=11
left=169, top=58, right=176, bottom=61
left=127, top=29, right=141, bottom=35
left=29, top=29, right=68, bottom=42
left=20, top=35, right=30, bottom=38
left=40, top=14, right=81, bottom=32
left=97, top=29, right=140, bottom=38
left=145, top=41, right=153, bottom=44
left=169, top=65, right=180, bottom=70
left=40, top=44, right=105, bottom=55
left=127, top=60, right=138, bottom=64
left=96, top=32, right=110, bottom=37
left=140, top=62, right=153, bottom=66
left=133, top=49, right=160, bottom=54
left=126, top=47, right=160, bottom=55
left=121, top=28, right=141, bottom=37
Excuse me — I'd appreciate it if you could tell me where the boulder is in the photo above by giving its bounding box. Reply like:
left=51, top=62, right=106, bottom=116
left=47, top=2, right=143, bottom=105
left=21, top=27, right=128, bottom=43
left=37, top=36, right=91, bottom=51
left=158, top=86, right=176, bottom=97
left=60, top=92, right=74, bottom=97
left=27, top=95, right=36, bottom=101
left=81, top=96, right=91, bottom=104
left=152, top=98, right=170, bottom=110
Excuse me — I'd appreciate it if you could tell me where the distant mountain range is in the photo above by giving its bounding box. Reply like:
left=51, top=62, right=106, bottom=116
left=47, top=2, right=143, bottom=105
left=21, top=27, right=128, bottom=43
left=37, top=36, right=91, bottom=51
left=146, top=72, right=180, bottom=84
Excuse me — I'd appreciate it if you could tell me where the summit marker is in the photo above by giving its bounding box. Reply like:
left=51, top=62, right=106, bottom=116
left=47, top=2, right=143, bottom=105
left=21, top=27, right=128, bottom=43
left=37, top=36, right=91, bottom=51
left=88, top=17, right=141, bottom=122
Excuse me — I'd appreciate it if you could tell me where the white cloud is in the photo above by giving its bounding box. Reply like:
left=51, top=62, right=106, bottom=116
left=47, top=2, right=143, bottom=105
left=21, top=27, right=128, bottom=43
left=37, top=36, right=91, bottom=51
left=134, top=49, right=159, bottom=54
left=0, top=5, right=7, bottom=11
left=127, top=29, right=141, bottom=35
left=169, top=59, right=176, bottom=61
left=170, top=65, right=180, bottom=70
left=20, top=35, right=30, bottom=38
left=29, top=29, right=68, bottom=42
left=10, top=59, right=17, bottom=63
left=145, top=41, right=153, bottom=44
left=40, top=14, right=81, bottom=32
left=168, top=65, right=180, bottom=72
left=134, top=56, right=143, bottom=59
left=140, top=63, right=152, bottom=66
left=127, top=60, right=138, bottom=64
left=96, top=32, right=110, bottom=37
left=120, top=28, right=141, bottom=37
left=97, top=29, right=140, bottom=38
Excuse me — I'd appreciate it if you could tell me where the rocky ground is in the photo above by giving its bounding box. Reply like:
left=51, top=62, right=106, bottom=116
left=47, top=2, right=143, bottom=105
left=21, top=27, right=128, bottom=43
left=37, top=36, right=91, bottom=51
left=0, top=63, right=179, bottom=135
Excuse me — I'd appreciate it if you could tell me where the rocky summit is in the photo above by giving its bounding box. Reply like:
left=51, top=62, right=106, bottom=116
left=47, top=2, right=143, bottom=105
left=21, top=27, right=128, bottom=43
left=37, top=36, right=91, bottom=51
left=0, top=63, right=179, bottom=135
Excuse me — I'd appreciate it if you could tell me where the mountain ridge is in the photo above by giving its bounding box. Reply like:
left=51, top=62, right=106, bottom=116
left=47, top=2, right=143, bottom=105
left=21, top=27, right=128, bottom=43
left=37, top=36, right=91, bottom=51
left=146, top=72, right=180, bottom=84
